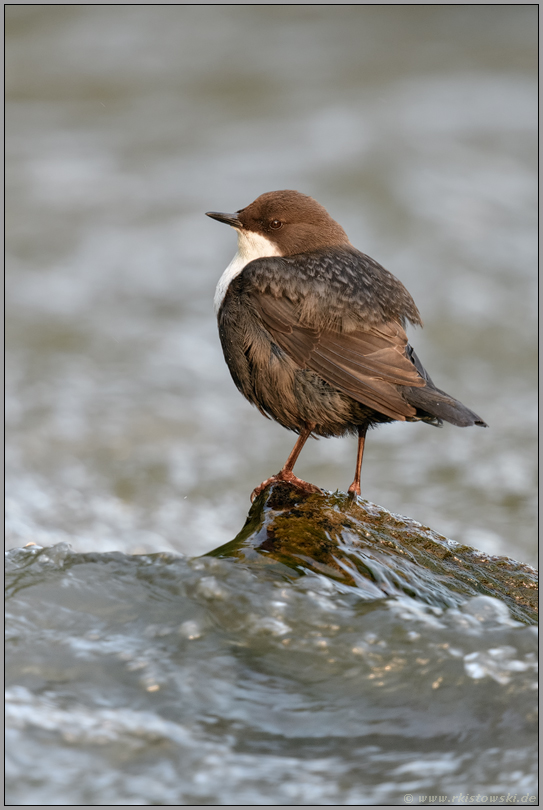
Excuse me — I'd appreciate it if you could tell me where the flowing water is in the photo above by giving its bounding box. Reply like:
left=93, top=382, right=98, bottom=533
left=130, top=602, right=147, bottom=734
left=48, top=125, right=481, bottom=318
left=5, top=6, right=538, bottom=805
left=5, top=542, right=538, bottom=805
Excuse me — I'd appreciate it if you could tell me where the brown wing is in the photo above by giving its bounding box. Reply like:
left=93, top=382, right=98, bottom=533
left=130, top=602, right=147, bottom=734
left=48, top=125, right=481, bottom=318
left=254, top=294, right=425, bottom=421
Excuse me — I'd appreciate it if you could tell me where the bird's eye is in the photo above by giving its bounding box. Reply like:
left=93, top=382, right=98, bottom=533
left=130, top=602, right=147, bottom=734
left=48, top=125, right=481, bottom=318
left=269, top=219, right=283, bottom=230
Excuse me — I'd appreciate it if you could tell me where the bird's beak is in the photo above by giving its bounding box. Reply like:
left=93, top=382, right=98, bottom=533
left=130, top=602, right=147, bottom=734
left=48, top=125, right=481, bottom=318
left=205, top=211, right=242, bottom=228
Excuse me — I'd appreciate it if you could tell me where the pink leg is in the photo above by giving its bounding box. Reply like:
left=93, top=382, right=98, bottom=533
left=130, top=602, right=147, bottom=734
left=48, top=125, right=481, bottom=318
left=250, top=424, right=322, bottom=502
left=347, top=425, right=368, bottom=498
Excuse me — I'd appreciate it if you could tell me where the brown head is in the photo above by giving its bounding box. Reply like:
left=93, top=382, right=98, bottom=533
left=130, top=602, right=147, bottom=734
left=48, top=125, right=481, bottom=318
left=206, top=190, right=350, bottom=256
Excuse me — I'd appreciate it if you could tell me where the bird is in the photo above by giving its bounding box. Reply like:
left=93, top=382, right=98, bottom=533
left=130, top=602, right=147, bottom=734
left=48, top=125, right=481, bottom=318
left=206, top=190, right=487, bottom=502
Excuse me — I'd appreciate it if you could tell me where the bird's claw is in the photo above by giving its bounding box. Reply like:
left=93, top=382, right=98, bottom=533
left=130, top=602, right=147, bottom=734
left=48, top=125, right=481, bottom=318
left=250, top=471, right=322, bottom=502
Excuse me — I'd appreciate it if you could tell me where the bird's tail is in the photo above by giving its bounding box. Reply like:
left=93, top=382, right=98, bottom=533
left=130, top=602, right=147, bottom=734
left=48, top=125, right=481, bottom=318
left=403, top=345, right=488, bottom=428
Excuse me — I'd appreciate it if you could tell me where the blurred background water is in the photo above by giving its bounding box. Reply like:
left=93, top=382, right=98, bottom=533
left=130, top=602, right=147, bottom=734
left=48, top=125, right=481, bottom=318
left=4, top=7, right=538, bottom=806
left=5, top=6, right=537, bottom=564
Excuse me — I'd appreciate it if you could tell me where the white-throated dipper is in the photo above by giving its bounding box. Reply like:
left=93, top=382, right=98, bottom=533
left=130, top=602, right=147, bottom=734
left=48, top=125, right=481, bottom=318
left=207, top=190, right=487, bottom=501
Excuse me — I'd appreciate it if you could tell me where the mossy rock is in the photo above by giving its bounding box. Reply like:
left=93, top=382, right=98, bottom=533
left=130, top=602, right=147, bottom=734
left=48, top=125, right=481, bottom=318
left=207, top=483, right=538, bottom=624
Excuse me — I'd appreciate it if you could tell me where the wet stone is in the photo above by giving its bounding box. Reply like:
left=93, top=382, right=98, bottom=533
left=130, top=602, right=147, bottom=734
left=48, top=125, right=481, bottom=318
left=208, top=482, right=538, bottom=624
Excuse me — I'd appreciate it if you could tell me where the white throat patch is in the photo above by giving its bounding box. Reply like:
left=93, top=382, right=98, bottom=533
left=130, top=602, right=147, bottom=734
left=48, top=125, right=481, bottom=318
left=214, top=229, right=282, bottom=313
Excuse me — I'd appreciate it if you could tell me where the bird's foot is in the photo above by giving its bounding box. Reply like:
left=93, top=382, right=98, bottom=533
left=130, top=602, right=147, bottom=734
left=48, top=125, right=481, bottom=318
left=347, top=481, right=361, bottom=500
left=250, top=470, right=322, bottom=503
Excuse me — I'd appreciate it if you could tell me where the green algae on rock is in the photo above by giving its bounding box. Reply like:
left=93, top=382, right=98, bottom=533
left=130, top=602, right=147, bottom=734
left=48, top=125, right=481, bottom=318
left=207, top=483, right=538, bottom=624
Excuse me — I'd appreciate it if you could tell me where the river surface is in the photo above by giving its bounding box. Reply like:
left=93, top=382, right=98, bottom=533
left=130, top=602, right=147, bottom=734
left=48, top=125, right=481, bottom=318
left=5, top=543, right=538, bottom=805
left=5, top=7, right=538, bottom=805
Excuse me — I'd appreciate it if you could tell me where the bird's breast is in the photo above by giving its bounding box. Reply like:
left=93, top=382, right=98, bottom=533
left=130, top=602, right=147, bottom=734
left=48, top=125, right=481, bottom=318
left=214, top=251, right=247, bottom=313
left=213, top=230, right=282, bottom=313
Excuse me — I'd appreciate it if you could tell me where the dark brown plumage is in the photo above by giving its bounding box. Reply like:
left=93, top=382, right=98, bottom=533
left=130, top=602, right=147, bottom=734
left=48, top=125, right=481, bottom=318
left=207, top=190, right=487, bottom=500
